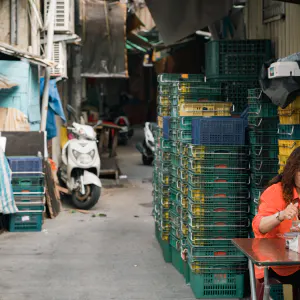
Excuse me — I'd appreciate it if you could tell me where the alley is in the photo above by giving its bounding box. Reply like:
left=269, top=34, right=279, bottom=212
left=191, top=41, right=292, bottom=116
left=0, top=131, right=194, bottom=300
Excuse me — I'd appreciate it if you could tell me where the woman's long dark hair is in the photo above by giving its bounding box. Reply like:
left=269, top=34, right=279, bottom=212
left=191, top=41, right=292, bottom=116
left=267, top=147, right=300, bottom=204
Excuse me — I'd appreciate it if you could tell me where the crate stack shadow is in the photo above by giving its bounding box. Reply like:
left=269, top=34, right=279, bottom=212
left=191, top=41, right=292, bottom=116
left=7, top=156, right=45, bottom=232
left=206, top=40, right=272, bottom=114
left=247, top=89, right=279, bottom=237
left=278, top=97, right=300, bottom=172
left=154, top=73, right=252, bottom=299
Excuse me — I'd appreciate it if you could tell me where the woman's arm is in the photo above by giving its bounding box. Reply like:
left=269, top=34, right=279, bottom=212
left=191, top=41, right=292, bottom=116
left=259, top=203, right=298, bottom=234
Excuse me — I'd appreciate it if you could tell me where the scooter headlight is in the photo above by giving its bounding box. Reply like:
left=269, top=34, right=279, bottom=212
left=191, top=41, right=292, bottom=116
left=88, top=150, right=95, bottom=159
left=72, top=150, right=80, bottom=159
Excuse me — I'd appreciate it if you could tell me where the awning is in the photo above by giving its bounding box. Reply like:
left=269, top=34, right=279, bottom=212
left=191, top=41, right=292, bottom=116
left=144, top=0, right=234, bottom=45
left=0, top=76, right=18, bottom=90
left=0, top=42, right=56, bottom=68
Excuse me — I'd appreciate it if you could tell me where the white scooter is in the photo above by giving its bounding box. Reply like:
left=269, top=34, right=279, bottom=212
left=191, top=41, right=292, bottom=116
left=59, top=105, right=102, bottom=210
left=136, top=122, right=156, bottom=165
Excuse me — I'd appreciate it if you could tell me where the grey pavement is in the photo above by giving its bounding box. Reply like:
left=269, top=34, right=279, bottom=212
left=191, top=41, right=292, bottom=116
left=0, top=129, right=195, bottom=300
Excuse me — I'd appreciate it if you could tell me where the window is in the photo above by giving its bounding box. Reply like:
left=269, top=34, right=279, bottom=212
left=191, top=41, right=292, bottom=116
left=263, top=0, right=285, bottom=23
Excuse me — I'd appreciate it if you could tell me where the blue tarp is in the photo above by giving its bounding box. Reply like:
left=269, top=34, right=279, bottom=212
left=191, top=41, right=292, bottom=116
left=40, top=78, right=66, bottom=140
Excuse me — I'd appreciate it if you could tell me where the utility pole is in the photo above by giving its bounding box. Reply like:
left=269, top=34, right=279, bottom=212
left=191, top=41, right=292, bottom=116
left=40, top=0, right=57, bottom=132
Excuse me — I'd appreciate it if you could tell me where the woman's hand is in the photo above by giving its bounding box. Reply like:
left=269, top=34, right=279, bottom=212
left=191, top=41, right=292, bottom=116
left=282, top=203, right=299, bottom=220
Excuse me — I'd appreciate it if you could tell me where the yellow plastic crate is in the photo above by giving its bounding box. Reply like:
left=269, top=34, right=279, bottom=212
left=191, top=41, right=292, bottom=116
left=278, top=154, right=288, bottom=166
left=278, top=96, right=300, bottom=114
left=180, top=194, right=188, bottom=209
left=158, top=95, right=171, bottom=106
left=158, top=106, right=171, bottom=116
left=278, top=111, right=300, bottom=124
left=278, top=97, right=300, bottom=124
left=157, top=116, right=163, bottom=128
left=178, top=102, right=232, bottom=117
left=181, top=222, right=188, bottom=236
left=278, top=140, right=300, bottom=156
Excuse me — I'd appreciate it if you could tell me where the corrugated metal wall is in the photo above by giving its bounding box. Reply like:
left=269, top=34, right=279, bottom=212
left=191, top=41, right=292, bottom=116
left=245, top=0, right=300, bottom=58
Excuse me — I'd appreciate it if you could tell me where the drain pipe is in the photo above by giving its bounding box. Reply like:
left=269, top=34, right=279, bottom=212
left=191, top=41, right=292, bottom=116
left=40, top=0, right=57, bottom=132
left=10, top=0, right=18, bottom=45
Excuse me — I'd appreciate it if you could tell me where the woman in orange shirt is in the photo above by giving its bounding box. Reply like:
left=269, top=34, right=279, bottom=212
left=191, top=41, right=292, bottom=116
left=252, top=147, right=300, bottom=295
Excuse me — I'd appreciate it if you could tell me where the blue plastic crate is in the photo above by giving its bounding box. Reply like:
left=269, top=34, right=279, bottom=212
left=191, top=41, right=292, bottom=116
left=8, top=156, right=43, bottom=176
left=9, top=212, right=43, bottom=232
left=192, top=117, right=246, bottom=145
left=163, top=116, right=171, bottom=140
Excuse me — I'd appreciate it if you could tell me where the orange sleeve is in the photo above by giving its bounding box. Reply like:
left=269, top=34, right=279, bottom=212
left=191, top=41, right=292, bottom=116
left=252, top=184, right=285, bottom=238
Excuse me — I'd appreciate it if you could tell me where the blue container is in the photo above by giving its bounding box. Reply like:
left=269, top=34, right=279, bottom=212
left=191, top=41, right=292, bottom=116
left=8, top=156, right=43, bottom=176
left=192, top=117, right=246, bottom=145
left=163, top=116, right=171, bottom=139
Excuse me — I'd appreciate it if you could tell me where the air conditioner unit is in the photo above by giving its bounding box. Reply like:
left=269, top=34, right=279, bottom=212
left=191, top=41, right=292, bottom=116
left=45, top=0, right=75, bottom=33
left=50, top=41, right=67, bottom=78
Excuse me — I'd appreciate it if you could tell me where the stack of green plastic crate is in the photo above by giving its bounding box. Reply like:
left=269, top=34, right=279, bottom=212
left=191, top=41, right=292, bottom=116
left=153, top=126, right=173, bottom=263
left=155, top=74, right=225, bottom=283
left=248, top=88, right=279, bottom=237
left=206, top=40, right=272, bottom=113
left=186, top=145, right=249, bottom=298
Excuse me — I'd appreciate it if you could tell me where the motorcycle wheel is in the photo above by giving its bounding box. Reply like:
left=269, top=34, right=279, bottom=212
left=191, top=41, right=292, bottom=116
left=71, top=184, right=101, bottom=210
left=142, top=154, right=153, bottom=166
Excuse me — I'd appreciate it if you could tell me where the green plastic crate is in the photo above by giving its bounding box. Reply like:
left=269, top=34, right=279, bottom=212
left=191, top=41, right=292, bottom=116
left=249, top=131, right=278, bottom=145
left=188, top=145, right=249, bottom=159
left=206, top=40, right=272, bottom=80
left=248, top=116, right=278, bottom=132
left=188, top=225, right=248, bottom=242
left=16, top=203, right=45, bottom=212
left=250, top=144, right=278, bottom=159
left=190, top=271, right=245, bottom=299
left=251, top=158, right=279, bottom=173
left=171, top=244, right=184, bottom=274
left=157, top=105, right=171, bottom=117
left=187, top=238, right=244, bottom=258
left=250, top=200, right=259, bottom=215
left=188, top=212, right=249, bottom=227
left=248, top=88, right=272, bottom=103
left=248, top=101, right=278, bottom=117
left=278, top=125, right=300, bottom=140
left=9, top=212, right=43, bottom=232
left=270, top=284, right=284, bottom=300
left=189, top=257, right=247, bottom=273
left=158, top=73, right=204, bottom=83
left=217, top=80, right=259, bottom=113
left=188, top=157, right=249, bottom=173
left=188, top=171, right=249, bottom=186
left=188, top=187, right=250, bottom=202
left=177, top=130, right=192, bottom=143
left=12, top=176, right=44, bottom=193
left=188, top=198, right=249, bottom=215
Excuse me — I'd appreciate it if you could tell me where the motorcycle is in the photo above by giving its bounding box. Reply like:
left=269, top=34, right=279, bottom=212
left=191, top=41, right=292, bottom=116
left=114, top=115, right=134, bottom=145
left=59, top=105, right=102, bottom=210
left=136, top=122, right=157, bottom=165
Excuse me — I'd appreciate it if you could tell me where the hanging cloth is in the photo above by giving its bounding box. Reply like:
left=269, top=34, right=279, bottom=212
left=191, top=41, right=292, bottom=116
left=0, top=149, right=18, bottom=214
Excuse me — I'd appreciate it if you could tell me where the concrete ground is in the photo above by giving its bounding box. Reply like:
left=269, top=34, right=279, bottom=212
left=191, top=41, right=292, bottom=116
left=0, top=129, right=194, bottom=300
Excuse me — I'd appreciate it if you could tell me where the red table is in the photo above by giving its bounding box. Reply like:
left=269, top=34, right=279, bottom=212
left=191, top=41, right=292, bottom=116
left=232, top=238, right=300, bottom=300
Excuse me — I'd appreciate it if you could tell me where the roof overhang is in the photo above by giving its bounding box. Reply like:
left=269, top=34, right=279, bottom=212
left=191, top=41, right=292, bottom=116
left=144, top=0, right=235, bottom=45
left=0, top=42, right=56, bottom=68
